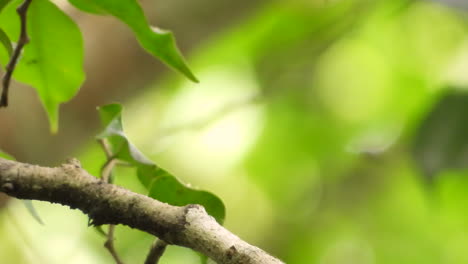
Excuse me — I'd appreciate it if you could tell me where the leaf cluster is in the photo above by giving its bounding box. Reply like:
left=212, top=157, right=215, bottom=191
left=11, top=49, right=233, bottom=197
left=0, top=0, right=196, bottom=130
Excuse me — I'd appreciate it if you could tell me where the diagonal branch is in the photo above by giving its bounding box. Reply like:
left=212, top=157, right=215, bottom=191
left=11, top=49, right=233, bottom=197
left=0, top=157, right=283, bottom=264
left=0, top=0, right=33, bottom=107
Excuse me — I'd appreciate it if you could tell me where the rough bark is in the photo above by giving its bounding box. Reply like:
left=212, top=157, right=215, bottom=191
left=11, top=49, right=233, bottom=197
left=0, top=157, right=283, bottom=264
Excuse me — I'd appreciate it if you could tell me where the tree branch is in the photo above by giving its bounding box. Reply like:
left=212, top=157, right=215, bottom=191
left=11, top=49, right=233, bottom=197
left=0, top=157, right=283, bottom=264
left=0, top=0, right=33, bottom=107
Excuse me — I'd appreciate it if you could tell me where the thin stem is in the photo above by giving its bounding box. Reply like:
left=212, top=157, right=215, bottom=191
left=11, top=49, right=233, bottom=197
left=98, top=138, right=117, bottom=182
left=98, top=139, right=113, bottom=158
left=144, top=239, right=167, bottom=264
left=104, top=225, right=124, bottom=264
left=100, top=157, right=117, bottom=183
left=98, top=138, right=125, bottom=264
left=0, top=0, right=33, bottom=107
left=99, top=138, right=169, bottom=263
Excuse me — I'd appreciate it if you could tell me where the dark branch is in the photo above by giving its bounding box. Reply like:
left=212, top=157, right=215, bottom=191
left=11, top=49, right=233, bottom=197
left=0, top=0, right=33, bottom=107
left=144, top=239, right=167, bottom=264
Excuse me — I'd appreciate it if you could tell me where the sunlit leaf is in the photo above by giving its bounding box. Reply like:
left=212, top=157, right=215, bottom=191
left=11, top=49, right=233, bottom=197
left=68, top=0, right=198, bottom=82
left=97, top=104, right=225, bottom=223
left=0, top=0, right=85, bottom=132
left=67, top=0, right=104, bottom=14
left=139, top=166, right=225, bottom=224
left=97, top=103, right=153, bottom=166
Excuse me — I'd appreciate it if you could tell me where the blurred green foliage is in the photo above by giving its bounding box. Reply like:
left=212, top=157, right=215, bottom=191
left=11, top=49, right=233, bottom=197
left=3, top=0, right=468, bottom=263
left=121, top=0, right=468, bottom=262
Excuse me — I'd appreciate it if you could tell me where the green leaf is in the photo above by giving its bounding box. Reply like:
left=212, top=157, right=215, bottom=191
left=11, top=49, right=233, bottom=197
left=0, top=0, right=85, bottom=132
left=97, top=103, right=154, bottom=166
left=0, top=28, right=12, bottom=56
left=68, top=0, right=198, bottom=82
left=97, top=104, right=225, bottom=224
left=67, top=0, right=105, bottom=14
left=0, top=0, right=12, bottom=13
left=0, top=149, right=13, bottom=159
left=412, top=89, right=468, bottom=180
left=139, top=166, right=225, bottom=224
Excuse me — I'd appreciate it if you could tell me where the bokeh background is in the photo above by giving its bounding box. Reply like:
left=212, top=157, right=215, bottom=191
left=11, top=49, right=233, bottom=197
left=1, top=0, right=468, bottom=263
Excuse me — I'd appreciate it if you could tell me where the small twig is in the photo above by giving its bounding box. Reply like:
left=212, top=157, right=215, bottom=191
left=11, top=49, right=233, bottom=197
left=144, top=239, right=167, bottom=264
left=98, top=139, right=113, bottom=158
left=100, top=139, right=169, bottom=263
left=0, top=0, right=33, bottom=107
left=100, top=157, right=117, bottom=183
left=104, top=225, right=124, bottom=264
left=98, top=139, right=125, bottom=264
left=98, top=138, right=118, bottom=182
left=101, top=177, right=123, bottom=264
